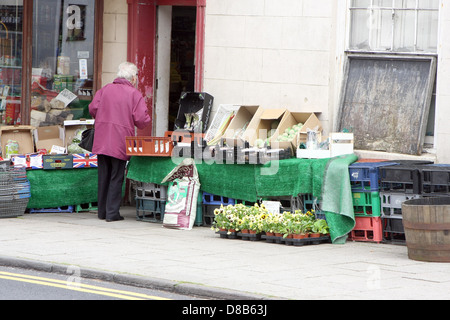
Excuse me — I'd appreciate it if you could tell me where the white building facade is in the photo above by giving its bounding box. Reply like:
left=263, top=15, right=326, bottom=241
left=103, top=0, right=450, bottom=163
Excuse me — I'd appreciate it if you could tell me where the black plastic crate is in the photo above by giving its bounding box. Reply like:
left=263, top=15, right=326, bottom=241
left=380, top=164, right=422, bottom=194
left=382, top=217, right=406, bottom=244
left=420, top=164, right=450, bottom=195
left=136, top=198, right=166, bottom=223
left=202, top=204, right=221, bottom=226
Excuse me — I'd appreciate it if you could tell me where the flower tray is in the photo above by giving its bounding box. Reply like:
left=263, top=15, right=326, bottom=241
left=237, top=232, right=262, bottom=241
left=215, top=230, right=240, bottom=239
left=261, top=234, right=331, bottom=246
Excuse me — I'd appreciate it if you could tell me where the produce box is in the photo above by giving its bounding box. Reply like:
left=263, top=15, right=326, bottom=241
left=0, top=125, right=35, bottom=159
left=222, top=105, right=260, bottom=147
left=204, top=104, right=240, bottom=145
left=243, top=108, right=287, bottom=147
left=63, top=119, right=94, bottom=150
left=43, top=154, right=73, bottom=170
left=33, top=125, right=65, bottom=154
left=270, top=112, right=322, bottom=150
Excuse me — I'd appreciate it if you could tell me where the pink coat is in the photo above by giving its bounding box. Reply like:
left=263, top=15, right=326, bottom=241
left=89, top=78, right=151, bottom=161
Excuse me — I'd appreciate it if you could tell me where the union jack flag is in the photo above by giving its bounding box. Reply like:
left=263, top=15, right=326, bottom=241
left=73, top=153, right=98, bottom=168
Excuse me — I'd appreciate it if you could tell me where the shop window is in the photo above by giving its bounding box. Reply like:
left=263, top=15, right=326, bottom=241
left=0, top=2, right=23, bottom=126
left=31, top=0, right=96, bottom=127
left=345, top=0, right=439, bottom=152
left=349, top=0, right=439, bottom=53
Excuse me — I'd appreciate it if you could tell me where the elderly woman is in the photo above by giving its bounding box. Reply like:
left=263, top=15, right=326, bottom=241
left=89, top=62, right=151, bottom=222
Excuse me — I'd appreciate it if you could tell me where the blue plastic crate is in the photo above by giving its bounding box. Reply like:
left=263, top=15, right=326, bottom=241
left=202, top=192, right=236, bottom=205
left=29, top=205, right=74, bottom=213
left=349, top=162, right=398, bottom=192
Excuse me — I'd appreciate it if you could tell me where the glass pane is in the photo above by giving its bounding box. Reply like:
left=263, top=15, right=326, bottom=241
left=349, top=9, right=371, bottom=50
left=31, top=0, right=96, bottom=127
left=417, top=10, right=438, bottom=52
left=393, top=9, right=416, bottom=51
left=373, top=0, right=394, bottom=8
left=400, top=0, right=417, bottom=9
left=351, top=0, right=371, bottom=8
left=418, top=0, right=439, bottom=9
left=370, top=8, right=393, bottom=50
left=0, top=1, right=23, bottom=126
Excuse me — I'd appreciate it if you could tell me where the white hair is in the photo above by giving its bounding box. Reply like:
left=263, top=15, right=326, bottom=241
left=117, top=62, right=138, bottom=81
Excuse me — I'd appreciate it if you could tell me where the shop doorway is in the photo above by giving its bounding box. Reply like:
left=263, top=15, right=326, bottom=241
left=154, top=5, right=197, bottom=136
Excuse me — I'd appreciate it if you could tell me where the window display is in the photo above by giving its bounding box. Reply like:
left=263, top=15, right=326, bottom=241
left=0, top=2, right=23, bottom=125
left=31, top=0, right=96, bottom=127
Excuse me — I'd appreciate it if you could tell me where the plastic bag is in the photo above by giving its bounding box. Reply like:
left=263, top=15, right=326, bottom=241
left=5, top=140, right=19, bottom=159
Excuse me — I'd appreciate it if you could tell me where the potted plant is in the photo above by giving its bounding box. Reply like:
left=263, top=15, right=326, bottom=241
left=311, top=219, right=329, bottom=237
left=212, top=204, right=239, bottom=233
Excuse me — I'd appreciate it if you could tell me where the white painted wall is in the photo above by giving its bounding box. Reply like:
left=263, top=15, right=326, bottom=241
left=102, top=0, right=128, bottom=86
left=100, top=0, right=450, bottom=163
left=435, top=0, right=450, bottom=163
left=203, top=0, right=338, bottom=136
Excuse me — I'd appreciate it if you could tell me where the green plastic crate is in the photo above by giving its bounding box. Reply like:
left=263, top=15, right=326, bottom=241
left=352, top=191, right=381, bottom=217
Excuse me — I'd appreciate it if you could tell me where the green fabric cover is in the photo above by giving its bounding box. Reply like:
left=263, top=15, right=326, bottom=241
left=27, top=168, right=98, bottom=209
left=126, top=156, right=331, bottom=203
left=321, top=154, right=358, bottom=244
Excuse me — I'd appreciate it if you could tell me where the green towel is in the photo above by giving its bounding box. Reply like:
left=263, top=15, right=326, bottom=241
left=321, top=154, right=358, bottom=244
left=127, top=157, right=331, bottom=203
left=27, top=168, right=98, bottom=209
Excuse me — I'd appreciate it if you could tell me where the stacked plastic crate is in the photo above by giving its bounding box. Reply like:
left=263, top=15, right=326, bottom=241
left=202, top=192, right=236, bottom=226
left=378, top=163, right=424, bottom=243
left=0, top=163, right=31, bottom=218
left=348, top=162, right=398, bottom=243
left=300, top=193, right=324, bottom=220
left=135, top=182, right=168, bottom=223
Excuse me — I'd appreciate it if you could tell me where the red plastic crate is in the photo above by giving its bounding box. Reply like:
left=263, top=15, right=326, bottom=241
left=349, top=216, right=383, bottom=243
left=125, top=136, right=174, bottom=156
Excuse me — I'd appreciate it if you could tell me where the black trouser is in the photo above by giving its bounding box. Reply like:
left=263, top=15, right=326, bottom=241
left=97, top=154, right=126, bottom=220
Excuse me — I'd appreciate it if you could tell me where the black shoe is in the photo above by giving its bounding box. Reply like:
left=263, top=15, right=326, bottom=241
left=106, top=216, right=124, bottom=222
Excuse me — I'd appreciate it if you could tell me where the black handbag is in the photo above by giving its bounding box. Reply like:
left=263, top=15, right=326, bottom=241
left=79, top=128, right=95, bottom=152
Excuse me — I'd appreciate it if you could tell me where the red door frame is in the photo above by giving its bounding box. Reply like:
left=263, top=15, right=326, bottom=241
left=126, top=0, right=206, bottom=136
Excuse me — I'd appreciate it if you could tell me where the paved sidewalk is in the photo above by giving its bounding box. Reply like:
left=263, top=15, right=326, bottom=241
left=0, top=205, right=449, bottom=300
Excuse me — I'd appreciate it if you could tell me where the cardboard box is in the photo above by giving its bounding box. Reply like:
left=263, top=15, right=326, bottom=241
left=42, top=154, right=73, bottom=170
left=296, top=149, right=331, bottom=159
left=243, top=108, right=287, bottom=147
left=0, top=125, right=35, bottom=159
left=329, top=132, right=354, bottom=156
left=204, top=104, right=241, bottom=145
left=33, top=125, right=65, bottom=153
left=63, top=119, right=94, bottom=149
left=222, top=105, right=260, bottom=147
left=296, top=132, right=354, bottom=159
left=72, top=153, right=98, bottom=168
left=270, top=112, right=322, bottom=151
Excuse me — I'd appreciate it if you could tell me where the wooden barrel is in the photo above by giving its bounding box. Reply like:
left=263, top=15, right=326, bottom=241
left=402, top=197, right=450, bottom=262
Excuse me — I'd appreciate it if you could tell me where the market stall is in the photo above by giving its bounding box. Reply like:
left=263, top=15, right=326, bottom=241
left=126, top=154, right=358, bottom=244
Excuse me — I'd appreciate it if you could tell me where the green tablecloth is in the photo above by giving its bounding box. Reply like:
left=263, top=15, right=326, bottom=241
left=126, top=156, right=330, bottom=202
left=27, top=168, right=98, bottom=209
